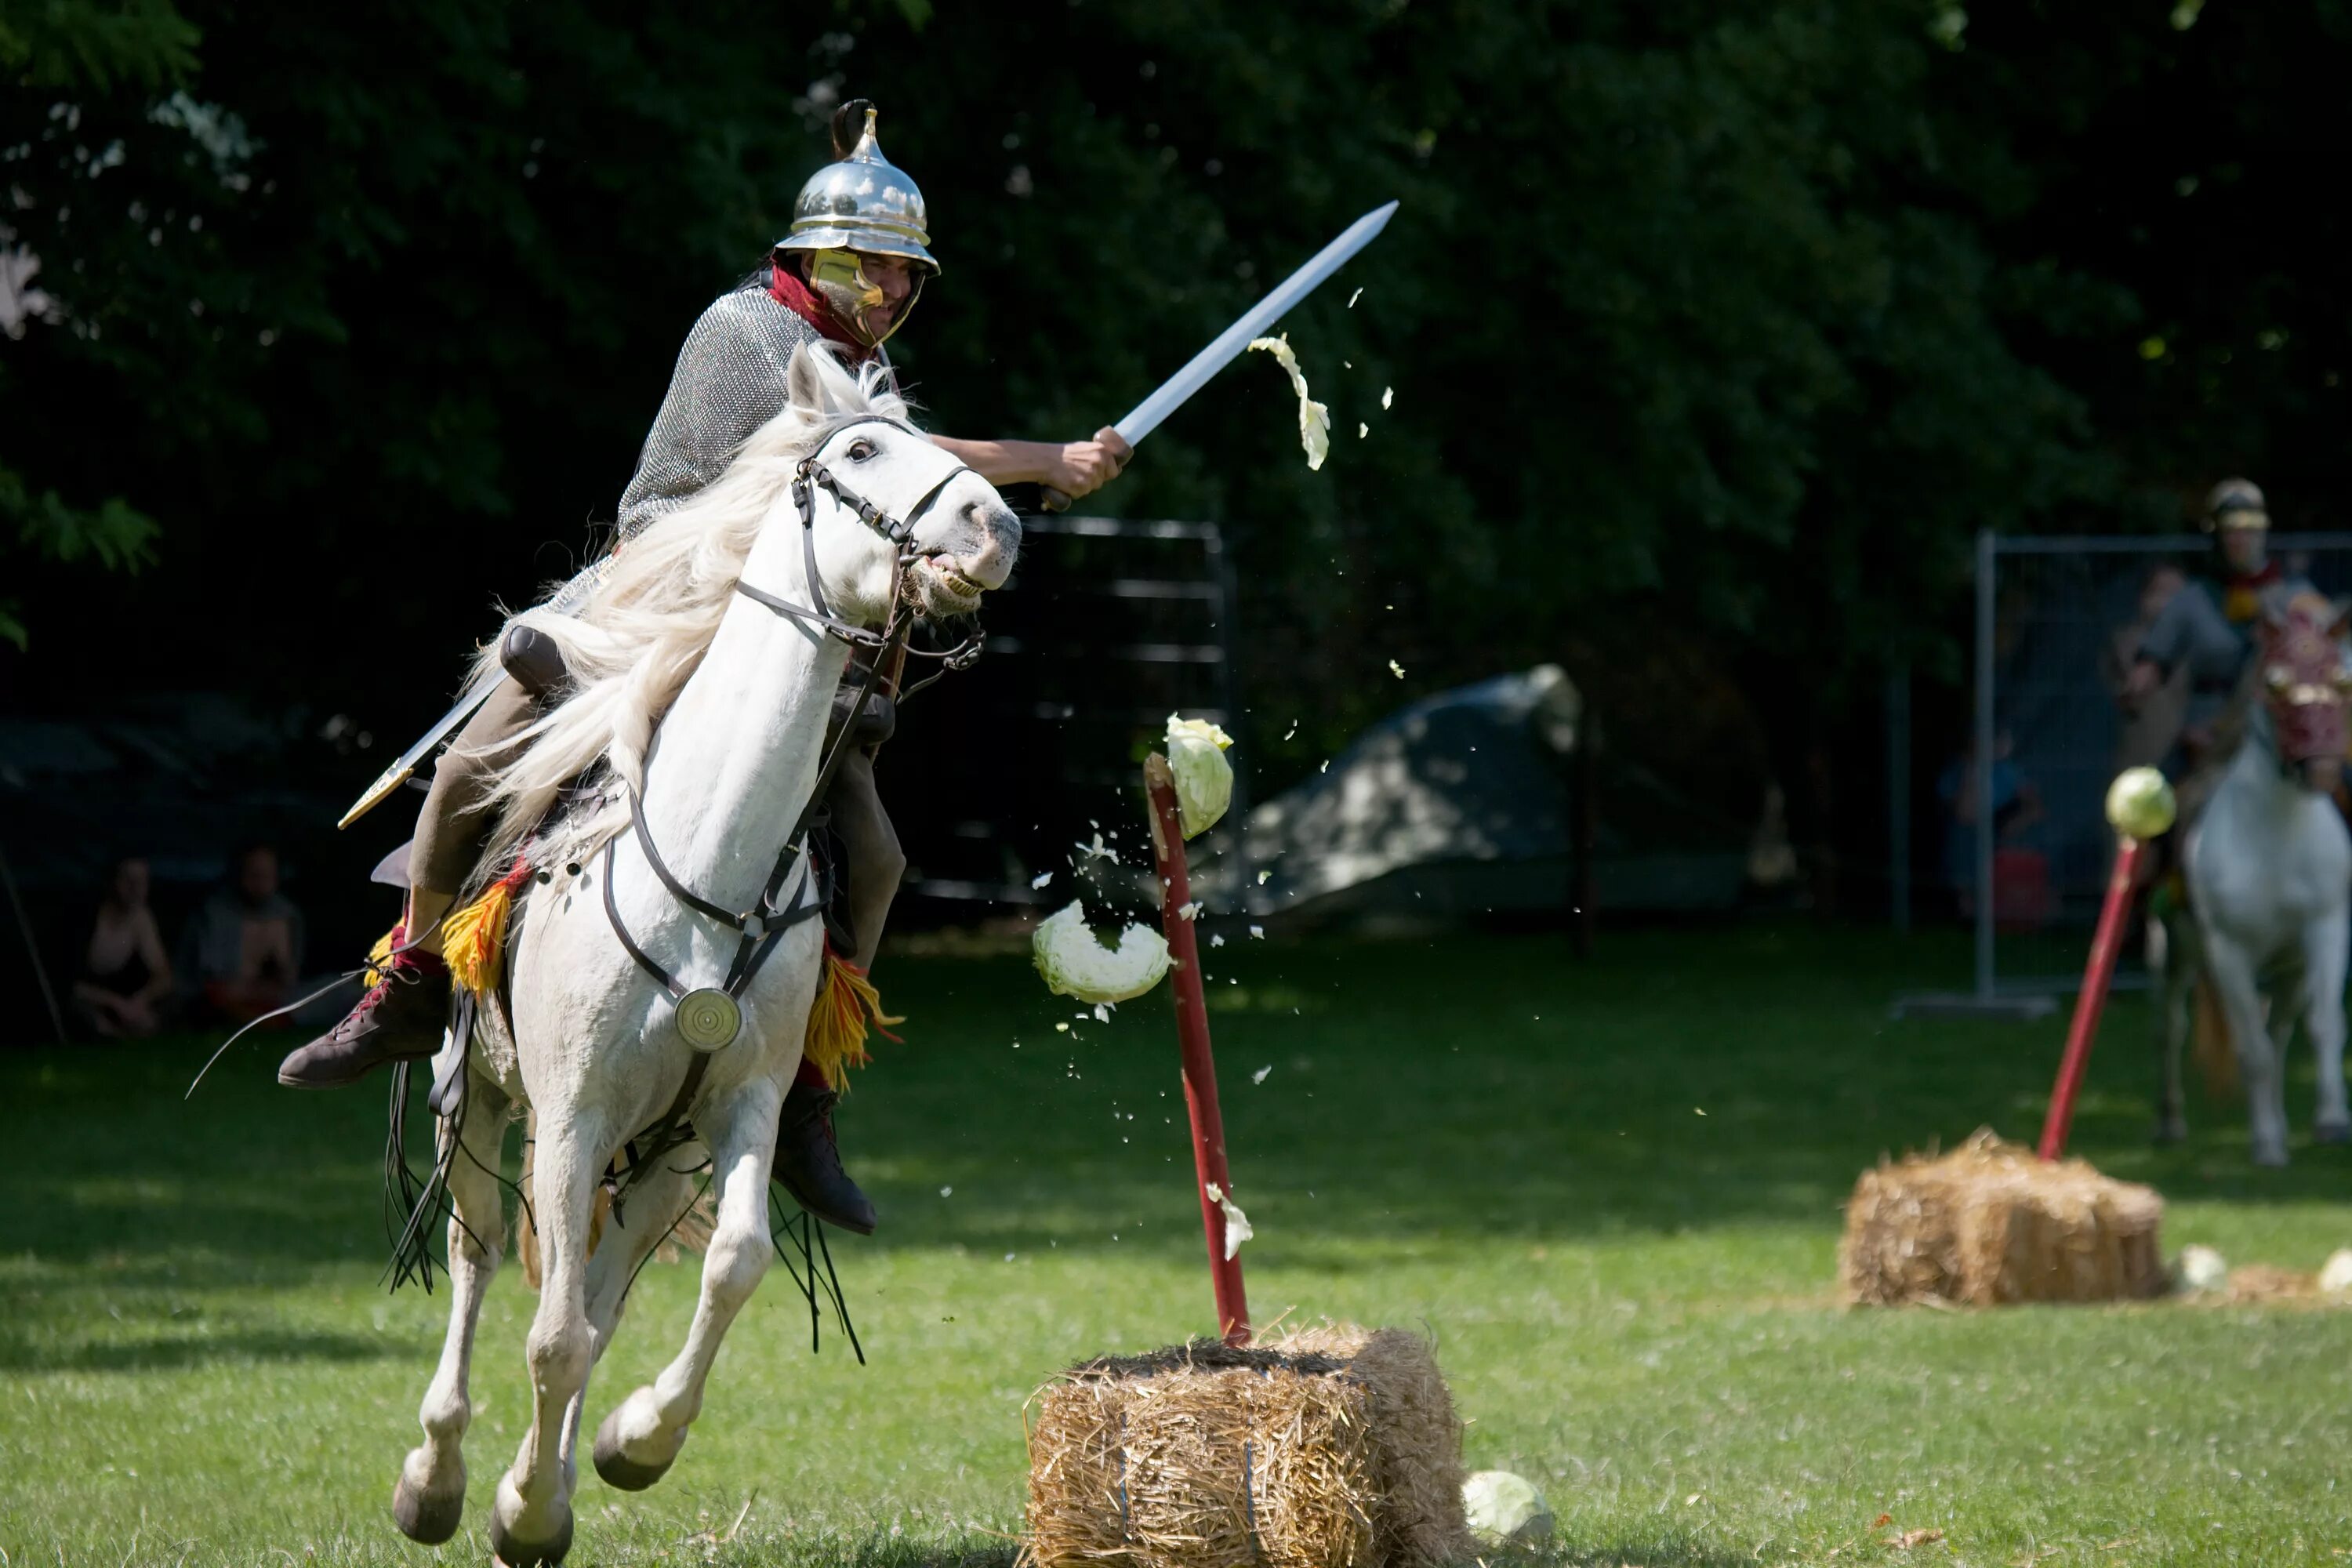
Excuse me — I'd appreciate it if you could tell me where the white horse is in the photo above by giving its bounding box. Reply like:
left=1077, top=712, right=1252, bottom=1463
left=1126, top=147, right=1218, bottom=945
left=387, top=345, right=1016, bottom=1563
left=2155, top=594, right=2352, bottom=1167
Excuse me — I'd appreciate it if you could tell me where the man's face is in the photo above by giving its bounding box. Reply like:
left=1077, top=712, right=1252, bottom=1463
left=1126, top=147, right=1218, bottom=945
left=113, top=858, right=149, bottom=907
left=862, top=254, right=915, bottom=316
left=808, top=250, right=920, bottom=344
left=238, top=848, right=278, bottom=903
left=2222, top=526, right=2267, bottom=573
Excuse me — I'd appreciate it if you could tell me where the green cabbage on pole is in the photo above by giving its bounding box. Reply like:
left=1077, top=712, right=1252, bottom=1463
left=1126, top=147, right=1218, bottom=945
left=1166, top=714, right=1235, bottom=839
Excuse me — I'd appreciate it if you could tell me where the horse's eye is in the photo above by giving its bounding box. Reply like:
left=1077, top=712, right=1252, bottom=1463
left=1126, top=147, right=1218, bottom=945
left=847, top=439, right=877, bottom=462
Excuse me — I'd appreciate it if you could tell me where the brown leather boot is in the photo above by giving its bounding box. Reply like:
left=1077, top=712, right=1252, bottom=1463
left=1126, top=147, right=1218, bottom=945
left=773, top=1081, right=877, bottom=1235
left=277, top=946, right=450, bottom=1088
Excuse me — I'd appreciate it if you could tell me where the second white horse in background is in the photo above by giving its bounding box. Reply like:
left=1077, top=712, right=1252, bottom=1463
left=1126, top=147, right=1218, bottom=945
left=2159, top=593, right=2352, bottom=1166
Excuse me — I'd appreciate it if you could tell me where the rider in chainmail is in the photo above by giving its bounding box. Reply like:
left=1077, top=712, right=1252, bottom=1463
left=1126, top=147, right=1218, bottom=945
left=278, top=103, right=1134, bottom=1236
left=2119, top=479, right=2342, bottom=906
left=2126, top=481, right=2319, bottom=815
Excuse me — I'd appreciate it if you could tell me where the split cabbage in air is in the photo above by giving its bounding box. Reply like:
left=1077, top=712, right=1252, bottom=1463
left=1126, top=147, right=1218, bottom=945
left=1032, top=901, right=1171, bottom=1004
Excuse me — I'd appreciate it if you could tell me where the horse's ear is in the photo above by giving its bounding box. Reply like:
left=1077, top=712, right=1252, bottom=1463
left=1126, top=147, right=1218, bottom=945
left=786, top=344, right=827, bottom=419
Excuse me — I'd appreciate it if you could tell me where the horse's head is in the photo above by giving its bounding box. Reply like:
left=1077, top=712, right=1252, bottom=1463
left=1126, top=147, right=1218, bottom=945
left=779, top=347, right=1020, bottom=623
left=2259, top=591, right=2352, bottom=793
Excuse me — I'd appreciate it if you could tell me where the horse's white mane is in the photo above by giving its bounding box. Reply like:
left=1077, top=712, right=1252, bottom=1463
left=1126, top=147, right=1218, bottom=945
left=464, top=345, right=907, bottom=877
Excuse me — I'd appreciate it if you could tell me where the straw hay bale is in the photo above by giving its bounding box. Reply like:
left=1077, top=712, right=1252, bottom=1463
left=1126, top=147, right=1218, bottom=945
left=1023, top=1323, right=1472, bottom=1568
left=1840, top=1130, right=2165, bottom=1306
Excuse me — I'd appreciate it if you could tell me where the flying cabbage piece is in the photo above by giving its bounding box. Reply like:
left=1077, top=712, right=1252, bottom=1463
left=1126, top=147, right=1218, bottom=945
left=1033, top=901, right=1171, bottom=1004
left=1165, top=713, right=1234, bottom=838
left=1246, top=334, right=1331, bottom=471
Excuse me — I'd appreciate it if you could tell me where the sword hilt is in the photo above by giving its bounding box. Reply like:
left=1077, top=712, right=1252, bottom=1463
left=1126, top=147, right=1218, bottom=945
left=997, top=483, right=1071, bottom=517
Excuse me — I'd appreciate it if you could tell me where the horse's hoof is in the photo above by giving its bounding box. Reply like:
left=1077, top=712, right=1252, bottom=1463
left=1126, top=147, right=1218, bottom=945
left=2154, top=1116, right=2188, bottom=1145
left=488, top=1506, right=573, bottom=1567
left=593, top=1407, right=681, bottom=1492
left=2254, top=1146, right=2291, bottom=1169
left=2315, top=1120, right=2350, bottom=1146
left=392, top=1471, right=465, bottom=1545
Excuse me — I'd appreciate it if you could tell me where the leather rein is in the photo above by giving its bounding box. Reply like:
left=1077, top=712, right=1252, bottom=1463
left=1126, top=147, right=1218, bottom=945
left=597, top=416, right=984, bottom=1176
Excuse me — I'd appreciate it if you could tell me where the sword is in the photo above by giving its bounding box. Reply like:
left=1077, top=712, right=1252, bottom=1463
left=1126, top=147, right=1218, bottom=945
left=1014, top=198, right=1399, bottom=514
left=336, top=556, right=612, bottom=829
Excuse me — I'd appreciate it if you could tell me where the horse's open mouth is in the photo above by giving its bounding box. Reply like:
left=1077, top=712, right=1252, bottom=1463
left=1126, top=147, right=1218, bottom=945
left=919, top=557, right=987, bottom=606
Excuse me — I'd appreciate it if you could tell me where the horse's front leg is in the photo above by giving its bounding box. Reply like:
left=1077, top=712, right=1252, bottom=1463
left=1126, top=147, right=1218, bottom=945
left=2303, top=906, right=2350, bottom=1142
left=490, top=1110, right=609, bottom=1566
left=2202, top=931, right=2289, bottom=1166
left=2153, top=909, right=2194, bottom=1144
left=554, top=1157, right=700, bottom=1491
left=392, top=1072, right=510, bottom=1545
left=593, top=1080, right=783, bottom=1491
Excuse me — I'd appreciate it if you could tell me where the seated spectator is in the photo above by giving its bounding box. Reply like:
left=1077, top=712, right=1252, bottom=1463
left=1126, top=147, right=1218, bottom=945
left=1939, top=729, right=2045, bottom=919
left=180, top=843, right=307, bottom=1027
left=71, top=856, right=174, bottom=1039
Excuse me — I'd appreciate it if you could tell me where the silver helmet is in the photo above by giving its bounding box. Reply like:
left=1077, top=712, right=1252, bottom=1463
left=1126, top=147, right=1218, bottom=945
left=2205, top=477, right=2270, bottom=532
left=777, top=103, right=938, bottom=274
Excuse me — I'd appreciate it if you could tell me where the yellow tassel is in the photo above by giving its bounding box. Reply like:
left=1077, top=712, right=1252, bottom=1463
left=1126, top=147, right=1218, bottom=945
left=803, top=946, right=903, bottom=1092
left=443, top=862, right=531, bottom=997
left=362, top=924, right=402, bottom=989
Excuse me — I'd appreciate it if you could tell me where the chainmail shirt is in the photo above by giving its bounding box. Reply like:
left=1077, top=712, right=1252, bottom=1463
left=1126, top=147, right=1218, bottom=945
left=2140, top=572, right=2318, bottom=731
left=616, top=281, right=888, bottom=541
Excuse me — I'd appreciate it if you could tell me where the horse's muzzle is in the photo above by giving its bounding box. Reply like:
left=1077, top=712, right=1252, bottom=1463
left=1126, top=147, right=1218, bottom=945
left=953, top=499, right=1020, bottom=591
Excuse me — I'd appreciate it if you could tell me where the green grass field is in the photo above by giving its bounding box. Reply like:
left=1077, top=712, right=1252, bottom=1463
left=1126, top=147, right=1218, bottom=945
left=6, top=924, right=2352, bottom=1566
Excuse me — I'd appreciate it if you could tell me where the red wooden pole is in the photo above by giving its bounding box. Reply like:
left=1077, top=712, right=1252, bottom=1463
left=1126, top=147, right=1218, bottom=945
left=2037, top=837, right=2146, bottom=1162
left=1144, top=753, right=1251, bottom=1345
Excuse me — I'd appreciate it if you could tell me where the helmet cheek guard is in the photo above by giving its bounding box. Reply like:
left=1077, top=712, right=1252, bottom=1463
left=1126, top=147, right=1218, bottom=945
left=806, top=248, right=927, bottom=348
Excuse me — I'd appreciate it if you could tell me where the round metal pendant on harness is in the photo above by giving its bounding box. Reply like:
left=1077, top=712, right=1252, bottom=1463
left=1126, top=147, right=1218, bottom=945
left=674, top=987, right=743, bottom=1052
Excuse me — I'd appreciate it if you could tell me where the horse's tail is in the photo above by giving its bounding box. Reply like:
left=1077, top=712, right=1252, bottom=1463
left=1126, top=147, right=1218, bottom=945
left=2193, top=980, right=2243, bottom=1101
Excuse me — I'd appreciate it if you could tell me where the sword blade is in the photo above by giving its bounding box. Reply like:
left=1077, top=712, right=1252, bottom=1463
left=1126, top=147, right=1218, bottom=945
left=1113, top=199, right=1398, bottom=448
left=336, top=665, right=506, bottom=829
left=337, top=556, right=616, bottom=829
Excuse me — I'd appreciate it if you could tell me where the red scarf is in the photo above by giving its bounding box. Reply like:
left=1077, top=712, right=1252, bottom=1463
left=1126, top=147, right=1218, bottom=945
left=767, top=261, right=877, bottom=363
left=2223, top=560, right=2283, bottom=625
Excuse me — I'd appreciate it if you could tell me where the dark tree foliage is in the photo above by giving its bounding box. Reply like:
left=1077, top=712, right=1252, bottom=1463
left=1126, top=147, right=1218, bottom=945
left=2, top=0, right=2345, bottom=835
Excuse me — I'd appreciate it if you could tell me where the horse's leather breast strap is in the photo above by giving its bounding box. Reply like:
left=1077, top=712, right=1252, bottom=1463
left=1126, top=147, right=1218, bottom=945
left=595, top=646, right=882, bottom=1203
left=590, top=419, right=992, bottom=1180
left=595, top=420, right=942, bottom=1161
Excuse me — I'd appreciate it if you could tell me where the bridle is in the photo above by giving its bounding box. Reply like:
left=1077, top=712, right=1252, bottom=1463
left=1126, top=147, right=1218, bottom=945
left=600, top=415, right=989, bottom=1070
